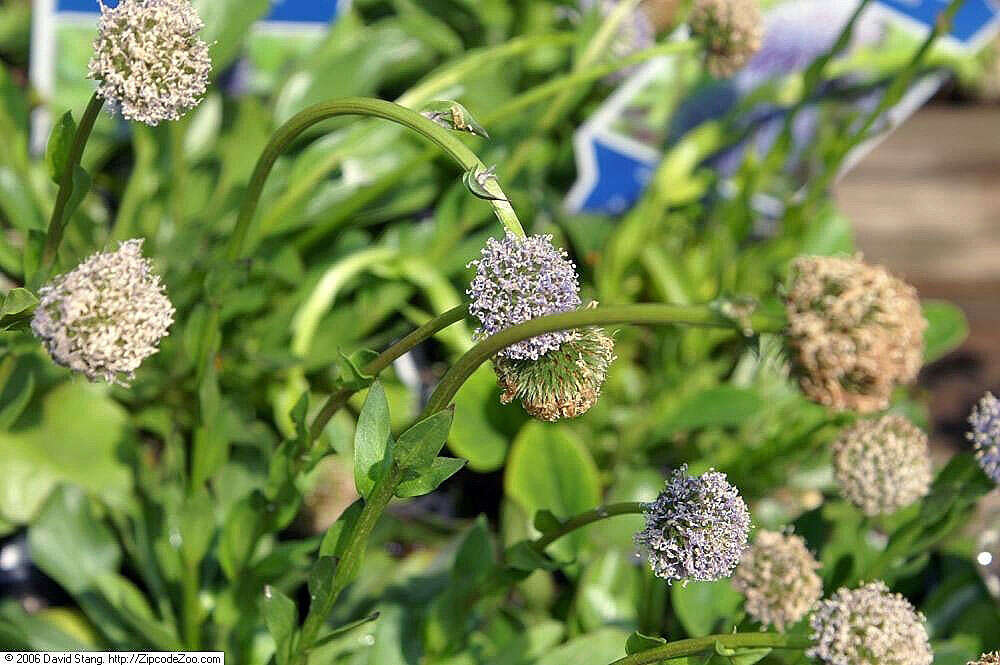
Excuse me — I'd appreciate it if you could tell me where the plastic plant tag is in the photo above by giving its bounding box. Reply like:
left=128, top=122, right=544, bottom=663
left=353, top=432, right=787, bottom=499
left=564, top=0, right=995, bottom=216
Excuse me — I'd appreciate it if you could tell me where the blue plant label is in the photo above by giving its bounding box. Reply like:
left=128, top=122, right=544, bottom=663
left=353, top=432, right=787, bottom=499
left=55, top=0, right=345, bottom=24
left=874, top=0, right=1000, bottom=49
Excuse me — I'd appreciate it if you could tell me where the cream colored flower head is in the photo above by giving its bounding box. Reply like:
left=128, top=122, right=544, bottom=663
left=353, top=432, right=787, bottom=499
left=31, top=239, right=174, bottom=386
left=809, top=581, right=933, bottom=665
left=832, top=414, right=932, bottom=516
left=88, top=0, right=212, bottom=126
left=689, top=0, right=764, bottom=77
left=733, top=529, right=822, bottom=631
left=785, top=255, right=926, bottom=413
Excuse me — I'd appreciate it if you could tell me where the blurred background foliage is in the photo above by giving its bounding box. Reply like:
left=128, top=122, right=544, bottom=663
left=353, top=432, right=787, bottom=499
left=0, top=0, right=995, bottom=663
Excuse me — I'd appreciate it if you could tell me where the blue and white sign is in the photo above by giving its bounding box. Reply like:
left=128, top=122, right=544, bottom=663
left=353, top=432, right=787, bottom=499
left=51, top=0, right=344, bottom=25
left=874, top=0, right=1000, bottom=50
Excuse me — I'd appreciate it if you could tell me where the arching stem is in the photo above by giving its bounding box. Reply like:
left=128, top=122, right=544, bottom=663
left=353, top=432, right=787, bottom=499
left=527, top=502, right=645, bottom=553
left=607, top=633, right=812, bottom=665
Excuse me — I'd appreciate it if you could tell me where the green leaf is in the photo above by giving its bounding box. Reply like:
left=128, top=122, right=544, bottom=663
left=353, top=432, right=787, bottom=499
left=671, top=580, right=743, bottom=637
left=354, top=381, right=391, bottom=499
left=533, top=628, right=630, bottom=665
left=395, top=457, right=466, bottom=498
left=0, top=287, right=38, bottom=331
left=572, top=551, right=642, bottom=633
left=395, top=407, right=455, bottom=470
left=504, top=541, right=561, bottom=572
left=27, top=485, right=122, bottom=595
left=45, top=111, right=76, bottom=184
left=320, top=500, right=364, bottom=558
left=0, top=601, right=92, bottom=651
left=453, top=515, right=495, bottom=584
left=335, top=348, right=378, bottom=391
left=264, top=586, right=298, bottom=665
left=0, top=382, right=131, bottom=525
left=448, top=364, right=512, bottom=471
left=176, top=489, right=215, bottom=567
left=304, top=556, right=339, bottom=641
left=504, top=422, right=601, bottom=560
left=655, top=386, right=764, bottom=437
left=0, top=364, right=33, bottom=429
left=533, top=509, right=564, bottom=535
left=625, top=631, right=666, bottom=655
left=218, top=491, right=263, bottom=580
left=714, top=642, right=771, bottom=665
left=922, top=300, right=968, bottom=363
left=193, top=0, right=270, bottom=72
left=311, top=612, right=380, bottom=649
left=93, top=574, right=182, bottom=650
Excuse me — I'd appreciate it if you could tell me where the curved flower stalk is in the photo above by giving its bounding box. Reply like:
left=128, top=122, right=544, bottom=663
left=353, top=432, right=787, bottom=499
left=832, top=414, right=932, bottom=516
left=689, top=0, right=764, bottom=77
left=31, top=239, right=174, bottom=385
left=969, top=392, right=1000, bottom=482
left=784, top=254, right=926, bottom=413
left=808, top=581, right=933, bottom=665
left=733, top=529, right=822, bottom=630
left=88, top=0, right=212, bottom=126
left=634, top=465, right=751, bottom=583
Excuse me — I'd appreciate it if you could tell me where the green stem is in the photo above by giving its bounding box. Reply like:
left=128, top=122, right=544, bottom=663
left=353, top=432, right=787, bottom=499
left=308, top=304, right=469, bottom=440
left=607, top=633, right=812, bottom=665
left=181, top=561, right=200, bottom=649
left=529, top=502, right=645, bottom=553
left=226, top=97, right=523, bottom=261
left=294, top=41, right=695, bottom=252
left=36, top=92, right=104, bottom=286
left=424, top=304, right=785, bottom=415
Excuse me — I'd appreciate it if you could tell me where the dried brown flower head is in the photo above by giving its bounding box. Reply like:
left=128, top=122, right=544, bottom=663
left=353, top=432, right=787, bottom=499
left=733, top=530, right=822, bottom=631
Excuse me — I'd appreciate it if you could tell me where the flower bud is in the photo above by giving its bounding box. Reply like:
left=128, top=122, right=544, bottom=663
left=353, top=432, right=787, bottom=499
left=784, top=255, right=926, bottom=413
left=689, top=0, right=764, bottom=77
left=635, top=465, right=751, bottom=584
left=832, top=414, right=932, bottom=516
left=88, top=0, right=212, bottom=126
left=808, top=581, right=933, bottom=665
left=467, top=233, right=582, bottom=361
left=493, top=325, right=616, bottom=421
left=733, top=530, right=822, bottom=631
left=969, top=392, right=1000, bottom=483
left=31, top=239, right=174, bottom=386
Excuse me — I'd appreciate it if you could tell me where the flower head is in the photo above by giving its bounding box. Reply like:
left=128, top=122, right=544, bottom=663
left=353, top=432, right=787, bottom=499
left=88, top=0, right=212, bottom=126
left=784, top=255, right=926, bottom=413
left=494, top=324, right=616, bottom=421
left=31, top=239, right=175, bottom=386
left=969, top=392, right=1000, bottom=482
left=635, top=466, right=751, bottom=584
left=733, top=530, right=822, bottom=631
left=467, top=232, right=582, bottom=361
left=832, top=414, right=932, bottom=516
left=808, top=581, right=933, bottom=665
left=689, top=0, right=764, bottom=77
left=970, top=653, right=1000, bottom=665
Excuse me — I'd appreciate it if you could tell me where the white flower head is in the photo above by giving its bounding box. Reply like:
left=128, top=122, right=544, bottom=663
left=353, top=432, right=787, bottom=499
left=31, top=239, right=175, bottom=386
left=88, top=0, right=212, bottom=126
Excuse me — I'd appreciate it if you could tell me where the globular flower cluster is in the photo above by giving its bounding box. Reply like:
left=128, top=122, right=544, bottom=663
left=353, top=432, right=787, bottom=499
left=494, top=324, right=616, bottom=421
left=467, top=233, right=582, bottom=361
left=689, top=0, right=764, bottom=77
left=733, top=530, right=822, bottom=631
left=832, top=414, right=932, bottom=516
left=970, top=653, right=1000, bottom=665
left=31, top=239, right=175, bottom=386
left=968, top=392, right=1000, bottom=482
left=635, top=466, right=751, bottom=584
left=808, top=581, right=933, bottom=665
left=88, top=0, right=212, bottom=126
left=784, top=255, right=926, bottom=413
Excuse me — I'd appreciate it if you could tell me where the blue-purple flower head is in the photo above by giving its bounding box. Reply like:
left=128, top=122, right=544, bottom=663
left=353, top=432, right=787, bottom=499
left=634, top=465, right=751, bottom=584
left=969, top=392, right=1000, bottom=482
left=467, top=233, right=582, bottom=361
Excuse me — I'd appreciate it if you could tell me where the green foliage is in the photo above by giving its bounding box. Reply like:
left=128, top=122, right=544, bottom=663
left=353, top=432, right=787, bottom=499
left=0, top=0, right=989, bottom=663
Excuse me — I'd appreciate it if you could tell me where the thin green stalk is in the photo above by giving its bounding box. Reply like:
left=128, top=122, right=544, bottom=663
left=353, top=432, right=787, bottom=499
left=181, top=561, right=200, bottom=649
left=35, top=92, right=104, bottom=286
left=308, top=303, right=469, bottom=440
left=528, top=502, right=644, bottom=553
left=226, top=97, right=524, bottom=261
left=424, top=304, right=785, bottom=415
left=169, top=119, right=187, bottom=227
left=607, top=632, right=812, bottom=665
left=504, top=0, right=644, bottom=178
